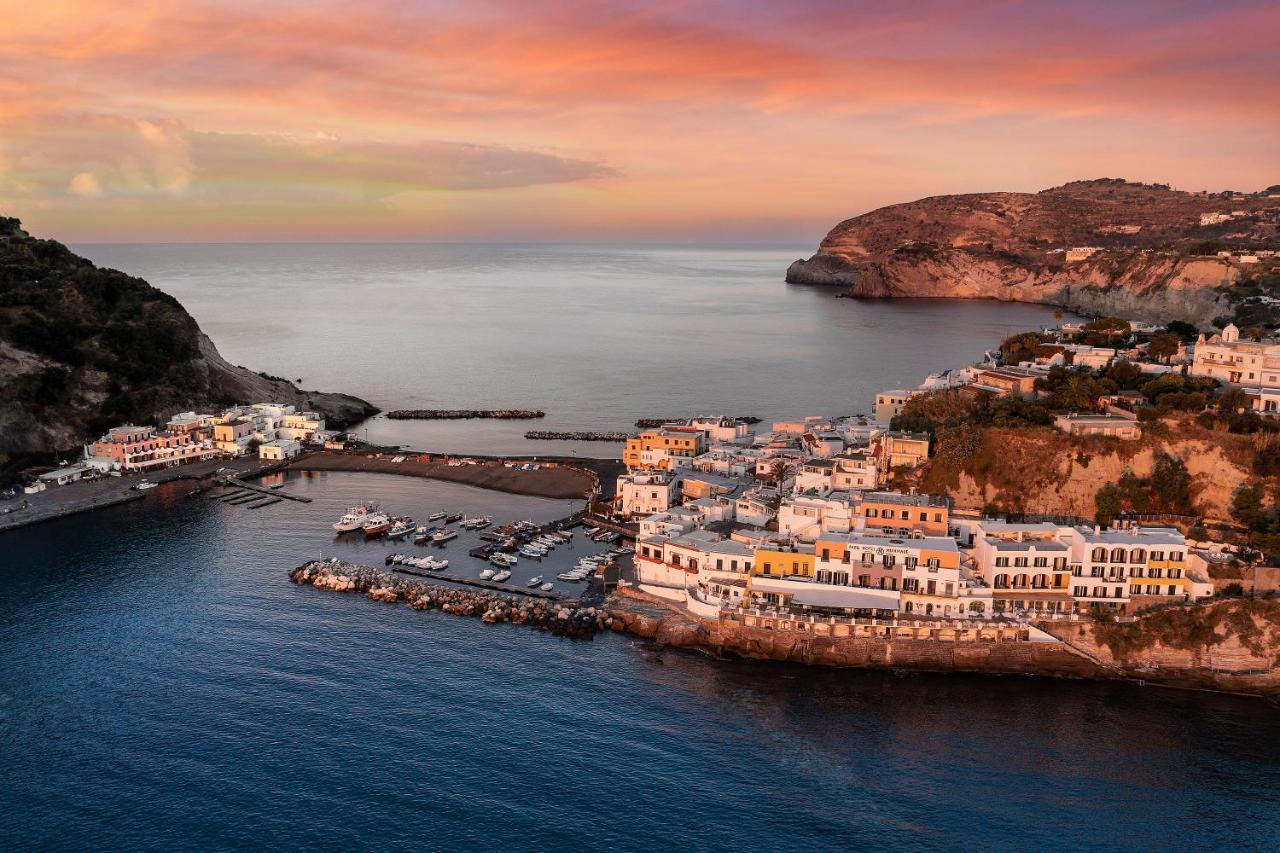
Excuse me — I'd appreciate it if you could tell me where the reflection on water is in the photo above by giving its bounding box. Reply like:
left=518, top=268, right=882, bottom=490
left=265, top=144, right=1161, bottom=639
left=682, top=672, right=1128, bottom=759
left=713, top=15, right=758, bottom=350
left=3, top=471, right=1278, bottom=850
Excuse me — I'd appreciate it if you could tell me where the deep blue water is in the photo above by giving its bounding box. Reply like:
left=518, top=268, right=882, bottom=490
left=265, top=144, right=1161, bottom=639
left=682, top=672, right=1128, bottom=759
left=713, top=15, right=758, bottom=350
left=3, top=472, right=1279, bottom=851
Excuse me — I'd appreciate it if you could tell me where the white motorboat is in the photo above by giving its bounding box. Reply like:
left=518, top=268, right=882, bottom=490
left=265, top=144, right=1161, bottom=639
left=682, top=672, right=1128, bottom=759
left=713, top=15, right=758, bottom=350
left=526, top=575, right=543, bottom=588
left=332, top=504, right=374, bottom=533
left=539, top=582, right=554, bottom=592
left=492, top=569, right=511, bottom=583
left=386, top=518, right=414, bottom=539
left=518, top=546, right=544, bottom=559
left=480, top=568, right=495, bottom=580
left=556, top=572, right=580, bottom=582
left=491, top=553, right=517, bottom=567
left=432, top=528, right=458, bottom=544
left=428, top=511, right=447, bottom=521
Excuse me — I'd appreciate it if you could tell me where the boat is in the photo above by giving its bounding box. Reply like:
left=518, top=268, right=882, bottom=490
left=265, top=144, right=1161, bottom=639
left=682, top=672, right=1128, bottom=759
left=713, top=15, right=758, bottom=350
left=386, top=518, right=414, bottom=539
left=361, top=512, right=392, bottom=537
left=491, top=553, right=517, bottom=567
left=446, top=513, right=463, bottom=523
left=526, top=575, right=543, bottom=588
left=133, top=480, right=158, bottom=491
left=584, top=526, right=599, bottom=536
left=539, top=582, right=554, bottom=592
left=556, top=572, right=580, bottom=582
left=432, top=528, right=458, bottom=544
left=480, top=568, right=495, bottom=580
left=519, top=546, right=545, bottom=559
left=428, top=511, right=447, bottom=521
left=333, top=504, right=375, bottom=533
left=492, top=569, right=511, bottom=583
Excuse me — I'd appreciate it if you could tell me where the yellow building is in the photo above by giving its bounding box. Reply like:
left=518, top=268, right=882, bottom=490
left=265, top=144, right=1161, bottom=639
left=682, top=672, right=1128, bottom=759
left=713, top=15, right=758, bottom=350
left=624, top=428, right=707, bottom=470
left=750, top=544, right=816, bottom=579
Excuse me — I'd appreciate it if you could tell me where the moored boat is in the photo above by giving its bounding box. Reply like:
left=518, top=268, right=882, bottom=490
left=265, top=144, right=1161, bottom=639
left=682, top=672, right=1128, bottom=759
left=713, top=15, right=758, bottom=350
left=432, top=528, right=458, bottom=544
left=361, top=512, right=392, bottom=537
left=492, top=569, right=511, bottom=583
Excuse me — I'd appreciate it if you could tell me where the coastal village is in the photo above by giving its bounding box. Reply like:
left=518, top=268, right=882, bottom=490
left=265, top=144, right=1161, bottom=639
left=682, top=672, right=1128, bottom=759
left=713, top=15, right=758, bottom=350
left=8, top=313, right=1280, bottom=681
left=617, top=317, right=1280, bottom=633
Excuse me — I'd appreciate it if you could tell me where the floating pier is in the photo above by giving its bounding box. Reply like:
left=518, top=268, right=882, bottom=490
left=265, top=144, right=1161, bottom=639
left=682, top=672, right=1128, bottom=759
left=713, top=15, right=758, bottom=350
left=223, top=476, right=311, bottom=503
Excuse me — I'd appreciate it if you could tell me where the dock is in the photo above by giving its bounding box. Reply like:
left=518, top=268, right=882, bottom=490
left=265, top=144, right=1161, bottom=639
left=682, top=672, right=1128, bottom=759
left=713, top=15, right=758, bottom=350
left=391, top=565, right=566, bottom=600
left=223, top=476, right=311, bottom=503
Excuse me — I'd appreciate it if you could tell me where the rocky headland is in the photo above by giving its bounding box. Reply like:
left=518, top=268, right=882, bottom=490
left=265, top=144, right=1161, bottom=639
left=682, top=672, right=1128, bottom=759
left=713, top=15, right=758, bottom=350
left=787, top=179, right=1280, bottom=325
left=0, top=216, right=377, bottom=465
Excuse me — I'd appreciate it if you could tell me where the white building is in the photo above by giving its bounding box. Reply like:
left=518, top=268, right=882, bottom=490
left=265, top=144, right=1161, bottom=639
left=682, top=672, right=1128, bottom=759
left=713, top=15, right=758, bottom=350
left=259, top=438, right=302, bottom=461
left=616, top=470, right=679, bottom=517
left=1191, top=324, right=1280, bottom=389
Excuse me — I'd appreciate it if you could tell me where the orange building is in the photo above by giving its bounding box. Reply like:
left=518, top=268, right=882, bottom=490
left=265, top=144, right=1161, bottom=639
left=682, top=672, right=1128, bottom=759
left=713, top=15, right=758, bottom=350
left=623, top=428, right=707, bottom=470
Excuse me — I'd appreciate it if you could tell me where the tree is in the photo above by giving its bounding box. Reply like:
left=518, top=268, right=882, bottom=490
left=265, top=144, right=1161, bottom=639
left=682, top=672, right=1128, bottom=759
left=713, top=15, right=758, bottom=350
left=1095, top=483, right=1123, bottom=526
left=999, top=331, right=1047, bottom=366
left=1247, top=326, right=1267, bottom=342
left=1166, top=320, right=1199, bottom=341
left=1231, top=484, right=1267, bottom=532
left=1149, top=452, right=1192, bottom=514
left=1147, top=332, right=1180, bottom=363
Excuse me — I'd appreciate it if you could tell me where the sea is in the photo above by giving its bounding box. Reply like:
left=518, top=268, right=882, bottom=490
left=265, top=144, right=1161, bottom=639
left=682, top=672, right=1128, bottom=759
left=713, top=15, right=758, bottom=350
left=2, top=244, right=1278, bottom=851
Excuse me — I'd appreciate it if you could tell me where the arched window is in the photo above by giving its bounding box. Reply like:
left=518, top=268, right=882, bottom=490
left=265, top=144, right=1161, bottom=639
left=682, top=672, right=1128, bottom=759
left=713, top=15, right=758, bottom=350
left=1110, top=547, right=1126, bottom=562
left=1129, top=548, right=1145, bottom=563
left=994, top=573, right=1010, bottom=589
left=1032, top=574, right=1049, bottom=589
left=1092, top=547, right=1106, bottom=561
left=1013, top=574, right=1029, bottom=589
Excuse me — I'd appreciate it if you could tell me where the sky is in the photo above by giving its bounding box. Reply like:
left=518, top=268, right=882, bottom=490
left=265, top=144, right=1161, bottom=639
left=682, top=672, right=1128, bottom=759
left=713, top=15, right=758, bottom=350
left=0, top=0, right=1277, bottom=243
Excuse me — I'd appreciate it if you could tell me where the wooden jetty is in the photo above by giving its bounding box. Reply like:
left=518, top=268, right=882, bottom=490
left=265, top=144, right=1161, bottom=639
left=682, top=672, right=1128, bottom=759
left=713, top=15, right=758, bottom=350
left=223, top=476, right=311, bottom=503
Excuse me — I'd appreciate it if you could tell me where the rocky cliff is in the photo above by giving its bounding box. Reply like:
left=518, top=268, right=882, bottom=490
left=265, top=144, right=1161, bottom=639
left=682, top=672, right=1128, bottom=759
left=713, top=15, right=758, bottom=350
left=0, top=216, right=377, bottom=460
left=787, top=179, right=1280, bottom=324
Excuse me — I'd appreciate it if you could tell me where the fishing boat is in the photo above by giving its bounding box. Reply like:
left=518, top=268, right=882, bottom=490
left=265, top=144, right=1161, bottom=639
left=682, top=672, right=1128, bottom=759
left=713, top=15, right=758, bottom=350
left=428, top=511, right=447, bottom=522
left=480, top=568, right=495, bottom=580
left=526, top=575, right=543, bottom=588
left=432, top=528, right=458, bottom=544
left=491, top=553, right=517, bottom=567
left=386, top=518, right=414, bottom=539
left=361, top=512, right=392, bottom=537
left=446, top=513, right=463, bottom=523
left=492, top=570, right=511, bottom=583
left=333, top=504, right=375, bottom=533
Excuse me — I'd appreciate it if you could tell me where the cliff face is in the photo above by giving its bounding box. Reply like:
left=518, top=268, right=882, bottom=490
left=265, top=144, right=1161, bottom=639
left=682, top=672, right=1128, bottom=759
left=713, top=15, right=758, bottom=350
left=906, top=425, right=1256, bottom=522
left=0, top=216, right=377, bottom=458
left=787, top=179, right=1280, bottom=324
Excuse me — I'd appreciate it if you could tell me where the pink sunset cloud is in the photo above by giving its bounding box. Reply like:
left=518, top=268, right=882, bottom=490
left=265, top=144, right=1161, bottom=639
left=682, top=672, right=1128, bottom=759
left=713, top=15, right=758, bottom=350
left=0, top=0, right=1276, bottom=240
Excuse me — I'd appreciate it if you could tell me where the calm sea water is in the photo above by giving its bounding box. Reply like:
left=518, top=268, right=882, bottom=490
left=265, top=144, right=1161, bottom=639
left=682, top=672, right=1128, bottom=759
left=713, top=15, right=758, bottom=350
left=3, top=472, right=1278, bottom=851
left=6, top=245, right=1278, bottom=850
left=75, top=243, right=1063, bottom=456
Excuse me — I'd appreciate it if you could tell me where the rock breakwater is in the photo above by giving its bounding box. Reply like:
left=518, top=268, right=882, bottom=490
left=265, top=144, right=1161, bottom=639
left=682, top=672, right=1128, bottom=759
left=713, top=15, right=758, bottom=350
left=291, top=559, right=619, bottom=638
left=524, top=430, right=629, bottom=441
left=386, top=409, right=545, bottom=420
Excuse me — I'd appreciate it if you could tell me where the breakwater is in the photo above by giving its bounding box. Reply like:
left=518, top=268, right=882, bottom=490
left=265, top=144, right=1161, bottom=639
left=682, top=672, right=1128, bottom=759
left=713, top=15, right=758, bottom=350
left=524, top=430, right=629, bottom=442
left=291, top=559, right=615, bottom=638
left=386, top=409, right=545, bottom=420
left=635, top=415, right=761, bottom=428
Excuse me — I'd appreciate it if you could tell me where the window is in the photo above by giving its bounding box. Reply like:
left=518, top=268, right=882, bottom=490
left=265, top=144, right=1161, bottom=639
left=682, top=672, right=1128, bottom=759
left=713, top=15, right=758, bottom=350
left=1170, top=552, right=1183, bottom=561
left=995, top=557, right=1010, bottom=567
left=1074, top=585, right=1088, bottom=597
left=905, top=556, right=918, bottom=568
left=882, top=555, right=896, bottom=568
left=919, top=512, right=927, bottom=521
left=1092, top=547, right=1106, bottom=561
left=1014, top=557, right=1028, bottom=568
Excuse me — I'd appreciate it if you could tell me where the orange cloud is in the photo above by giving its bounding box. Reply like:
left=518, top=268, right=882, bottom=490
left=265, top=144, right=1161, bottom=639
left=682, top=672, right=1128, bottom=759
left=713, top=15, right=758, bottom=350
left=0, top=0, right=1277, bottom=240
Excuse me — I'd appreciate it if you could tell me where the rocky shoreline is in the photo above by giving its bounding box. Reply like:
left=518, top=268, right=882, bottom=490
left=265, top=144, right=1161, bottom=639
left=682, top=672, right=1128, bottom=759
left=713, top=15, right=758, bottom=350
left=291, top=560, right=616, bottom=638
left=291, top=562, right=1280, bottom=701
